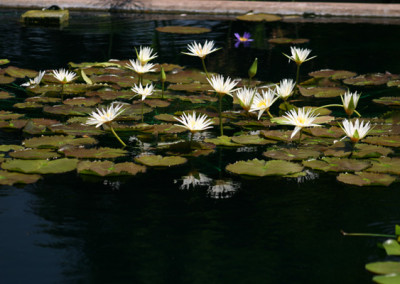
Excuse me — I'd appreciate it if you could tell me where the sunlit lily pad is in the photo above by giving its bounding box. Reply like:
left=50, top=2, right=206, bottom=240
left=140, top=124, right=187, bottom=134
left=9, top=149, right=61, bottom=160
left=226, top=159, right=303, bottom=177
left=268, top=38, right=309, bottom=44
left=155, top=26, right=211, bottom=34
left=366, top=261, right=400, bottom=274
left=205, top=135, right=243, bottom=147
left=366, top=157, right=400, bottom=175
left=2, top=158, right=79, bottom=174
left=61, top=147, right=128, bottom=159
left=90, top=75, right=136, bottom=88
left=303, top=157, right=371, bottom=172
left=298, top=86, right=346, bottom=98
left=263, top=147, right=321, bottom=161
left=178, top=94, right=218, bottom=103
left=309, top=69, right=357, bottom=80
left=373, top=97, right=400, bottom=107
left=119, top=104, right=153, bottom=118
left=260, top=129, right=305, bottom=141
left=0, top=59, right=10, bottom=65
left=0, top=145, right=24, bottom=152
left=0, top=111, right=24, bottom=120
left=169, top=83, right=212, bottom=93
left=86, top=90, right=133, bottom=101
left=13, top=102, right=43, bottom=109
left=4, top=66, right=37, bottom=78
left=63, top=96, right=102, bottom=106
left=0, top=91, right=14, bottom=99
left=43, top=105, right=92, bottom=116
left=144, top=99, right=170, bottom=108
left=383, top=239, right=400, bottom=255
left=25, top=96, right=61, bottom=104
left=48, top=123, right=105, bottom=136
left=304, top=126, right=343, bottom=138
left=373, top=274, right=400, bottom=284
left=135, top=155, right=187, bottom=167
left=166, top=69, right=209, bottom=84
left=231, top=135, right=277, bottom=145
left=0, top=119, right=27, bottom=130
left=154, top=113, right=178, bottom=122
left=324, top=142, right=393, bottom=158
left=77, top=160, right=146, bottom=176
left=23, top=118, right=61, bottom=135
left=343, top=73, right=396, bottom=86
left=236, top=13, right=282, bottom=22
left=0, top=170, right=41, bottom=185
left=364, top=135, right=400, bottom=147
left=68, top=61, right=122, bottom=69
left=23, top=135, right=97, bottom=149
left=337, top=172, right=396, bottom=186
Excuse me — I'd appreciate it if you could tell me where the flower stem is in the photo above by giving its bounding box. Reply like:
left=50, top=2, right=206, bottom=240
left=61, top=84, right=65, bottom=101
left=248, top=77, right=251, bottom=88
left=161, top=81, right=165, bottom=99
left=313, top=104, right=343, bottom=112
left=110, top=125, right=126, bottom=147
left=298, top=129, right=302, bottom=144
left=341, top=230, right=396, bottom=238
left=266, top=109, right=273, bottom=118
left=295, top=64, right=301, bottom=86
left=354, top=109, right=362, bottom=117
left=201, top=58, right=210, bottom=80
left=141, top=101, right=144, bottom=123
left=218, top=94, right=223, bottom=136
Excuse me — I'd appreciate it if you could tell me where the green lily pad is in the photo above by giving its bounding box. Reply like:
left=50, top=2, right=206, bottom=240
left=179, top=94, right=218, bottom=104
left=2, top=158, right=79, bottom=174
left=23, top=135, right=97, bottom=149
left=135, top=155, right=187, bottom=167
left=0, top=59, right=10, bottom=65
left=0, top=91, right=14, bottom=99
left=48, top=123, right=105, bottom=136
left=169, top=83, right=211, bottom=93
left=0, top=111, right=24, bottom=120
left=154, top=113, right=177, bottom=122
left=119, top=104, right=153, bottom=118
left=364, top=136, right=400, bottom=147
left=231, top=135, right=277, bottom=145
left=303, top=157, right=371, bottom=172
left=43, top=105, right=92, bottom=116
left=90, top=75, right=136, bottom=87
left=140, top=124, right=187, bottom=134
left=304, top=126, right=343, bottom=138
left=298, top=86, right=346, bottom=98
left=0, top=145, right=24, bottom=152
left=25, top=96, right=61, bottom=104
left=23, top=118, right=61, bottom=135
left=324, top=142, right=393, bottom=158
left=86, top=90, right=133, bottom=101
left=145, top=99, right=170, bottom=108
left=263, top=148, right=321, bottom=161
left=366, top=261, right=400, bottom=274
left=366, top=157, right=400, bottom=175
left=383, top=239, right=400, bottom=255
left=260, top=129, right=305, bottom=141
left=309, top=69, right=357, bottom=80
left=373, top=274, right=400, bottom=284
left=61, top=147, right=128, bottom=159
left=166, top=69, right=210, bottom=84
left=0, top=75, right=15, bottom=84
left=9, top=149, right=61, bottom=160
left=226, top=159, right=303, bottom=177
left=13, top=102, right=43, bottom=109
left=0, top=119, right=28, bottom=129
left=68, top=61, right=122, bottom=69
left=205, top=135, right=243, bottom=147
left=4, top=66, right=37, bottom=78
left=77, top=160, right=146, bottom=176
left=373, top=97, right=400, bottom=107
left=0, top=170, right=41, bottom=185
left=63, top=96, right=102, bottom=106
left=236, top=13, right=282, bottom=22
left=268, top=38, right=309, bottom=45
left=337, top=172, right=396, bottom=186
left=155, top=26, right=211, bottom=34
left=343, top=73, right=396, bottom=86
left=387, top=79, right=400, bottom=87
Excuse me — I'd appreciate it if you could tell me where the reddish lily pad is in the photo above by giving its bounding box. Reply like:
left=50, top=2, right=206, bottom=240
left=303, top=157, right=371, bottom=172
left=0, top=170, right=41, bottom=185
left=337, top=172, right=396, bottom=186
left=263, top=148, right=321, bottom=161
left=169, top=83, right=212, bottom=93
left=304, top=126, right=343, bottom=138
left=90, top=75, right=136, bottom=88
left=260, top=129, right=306, bottom=142
left=63, top=96, right=102, bottom=106
left=366, top=157, right=400, bottom=175
left=25, top=96, right=61, bottom=104
left=48, top=123, right=105, bottom=136
left=77, top=160, right=146, bottom=176
left=166, top=69, right=209, bottom=84
left=23, top=135, right=98, bottom=149
left=135, top=155, right=187, bottom=167
left=144, top=99, right=170, bottom=108
left=155, top=26, right=211, bottom=34
left=0, top=91, right=14, bottom=99
left=236, top=13, right=282, bottom=22
left=13, top=102, right=43, bottom=109
left=364, top=135, right=400, bottom=147
left=373, top=97, right=400, bottom=107
left=0, top=111, right=24, bottom=120
left=154, top=113, right=177, bottom=122
left=43, top=105, right=92, bottom=116
left=2, top=158, right=79, bottom=174
left=268, top=38, right=309, bottom=45
left=343, top=73, right=397, bottom=86
left=9, top=149, right=61, bottom=160
left=324, top=142, right=393, bottom=158
left=61, top=147, right=128, bottom=159
left=0, top=119, right=28, bottom=129
left=226, top=159, right=303, bottom=177
left=0, top=75, right=15, bottom=84
left=86, top=90, right=133, bottom=101
left=178, top=94, right=218, bottom=103
left=140, top=124, right=187, bottom=134
left=23, top=118, right=61, bottom=135
left=231, top=135, right=277, bottom=145
left=298, top=86, right=346, bottom=98
left=309, top=69, right=357, bottom=80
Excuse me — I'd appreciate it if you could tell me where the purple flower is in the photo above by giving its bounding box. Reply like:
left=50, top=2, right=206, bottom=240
left=234, top=32, right=254, bottom=48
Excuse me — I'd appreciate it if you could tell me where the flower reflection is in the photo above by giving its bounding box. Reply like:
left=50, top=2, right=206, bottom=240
left=294, top=169, right=319, bottom=183
left=175, top=171, right=213, bottom=190
left=234, top=32, right=254, bottom=48
left=207, top=179, right=240, bottom=199
left=103, top=179, right=121, bottom=191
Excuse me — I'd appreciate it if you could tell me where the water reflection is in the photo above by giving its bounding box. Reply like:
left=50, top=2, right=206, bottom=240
left=207, top=179, right=240, bottom=199
left=174, top=171, right=212, bottom=190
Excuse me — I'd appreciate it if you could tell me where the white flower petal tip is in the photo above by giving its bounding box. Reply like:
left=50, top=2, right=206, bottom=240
left=174, top=111, right=213, bottom=132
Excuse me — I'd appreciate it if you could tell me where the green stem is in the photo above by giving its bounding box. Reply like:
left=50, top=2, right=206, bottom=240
left=139, top=74, right=143, bottom=86
left=295, top=64, right=301, bottom=86
left=201, top=57, right=210, bottom=80
left=341, top=230, right=396, bottom=238
left=354, top=109, right=362, bottom=117
left=161, top=81, right=165, bottom=99
left=266, top=109, right=273, bottom=119
left=61, top=84, right=65, bottom=101
left=141, top=100, right=144, bottom=123
left=110, top=125, right=126, bottom=147
left=313, top=104, right=344, bottom=112
left=298, top=129, right=302, bottom=144
left=219, top=94, right=223, bottom=136
left=248, top=77, right=252, bottom=88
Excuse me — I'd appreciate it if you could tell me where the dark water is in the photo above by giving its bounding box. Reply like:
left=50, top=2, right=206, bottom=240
left=0, top=10, right=400, bottom=284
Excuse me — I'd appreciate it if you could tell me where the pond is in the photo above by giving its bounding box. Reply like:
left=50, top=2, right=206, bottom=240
left=0, top=9, right=400, bottom=284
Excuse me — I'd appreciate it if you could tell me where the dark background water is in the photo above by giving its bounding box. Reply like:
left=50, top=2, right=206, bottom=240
left=0, top=9, right=400, bottom=284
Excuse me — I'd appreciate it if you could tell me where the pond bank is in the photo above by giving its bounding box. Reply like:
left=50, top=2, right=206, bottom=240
left=1, top=0, right=400, bottom=18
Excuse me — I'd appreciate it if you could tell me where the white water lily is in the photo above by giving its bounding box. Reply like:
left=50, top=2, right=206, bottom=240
left=21, top=70, right=45, bottom=87
left=52, top=69, right=77, bottom=84
left=275, top=79, right=296, bottom=100
left=235, top=87, right=257, bottom=112
left=207, top=74, right=238, bottom=97
left=174, top=111, right=213, bottom=133
left=284, top=46, right=316, bottom=65
left=136, top=46, right=158, bottom=65
left=182, top=40, right=220, bottom=59
left=340, top=119, right=372, bottom=143
left=126, top=59, right=156, bottom=74
left=341, top=91, right=361, bottom=116
left=86, top=104, right=125, bottom=128
left=282, top=107, right=320, bottom=139
left=249, top=88, right=278, bottom=119
left=131, top=83, right=155, bottom=100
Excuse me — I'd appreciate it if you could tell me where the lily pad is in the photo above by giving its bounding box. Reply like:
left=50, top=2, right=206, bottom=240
left=140, top=124, right=187, bottom=134
left=2, top=158, right=79, bottom=174
left=0, top=145, right=25, bottom=152
left=23, top=118, right=61, bottom=135
left=63, top=96, right=102, bottom=106
left=364, top=136, right=400, bottom=147
left=135, top=155, right=187, bottom=167
left=268, top=38, right=309, bottom=45
left=263, top=148, right=321, bottom=161
left=303, top=157, right=371, bottom=172
left=155, top=26, right=211, bottom=34
left=178, top=94, right=218, bottom=103
left=23, top=135, right=97, bottom=149
left=144, top=99, right=170, bottom=108
left=43, top=105, right=92, bottom=116
left=169, top=83, right=212, bottom=93
left=366, top=157, right=400, bottom=175
left=324, top=142, right=393, bottom=158
left=260, top=129, right=305, bottom=141
left=309, top=69, right=357, bottom=80
left=0, top=91, right=14, bottom=99
left=236, top=13, right=282, bottom=22
left=226, top=159, right=303, bottom=177
left=90, top=75, right=136, bottom=88
left=48, top=123, right=105, bottom=136
left=13, top=102, right=43, bottom=109
left=231, top=135, right=277, bottom=145
left=0, top=75, right=15, bottom=84
left=68, top=61, right=122, bottom=69
left=77, top=160, right=146, bottom=176
left=25, top=96, right=61, bottom=104
left=298, top=86, right=346, bottom=98
left=4, top=66, right=37, bottom=78
left=0, top=111, right=24, bottom=120
left=383, top=239, right=400, bottom=255
left=0, top=59, right=10, bottom=65
left=205, top=136, right=243, bottom=147
left=373, top=97, right=400, bottom=107
left=343, top=73, right=396, bottom=86
left=86, top=90, right=133, bottom=101
left=373, top=274, right=400, bottom=284
left=0, top=170, right=41, bottom=185
left=337, top=172, right=396, bottom=186
left=304, top=126, right=343, bottom=138
left=9, top=149, right=61, bottom=160
left=61, top=147, right=128, bottom=159
left=154, top=113, right=178, bottom=122
left=366, top=261, right=400, bottom=274
left=0, top=119, right=28, bottom=129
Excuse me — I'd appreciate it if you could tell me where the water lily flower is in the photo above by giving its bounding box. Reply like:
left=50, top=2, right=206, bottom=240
left=249, top=88, right=278, bottom=119
left=235, top=87, right=257, bottom=112
left=282, top=107, right=320, bottom=139
left=126, top=59, right=156, bottom=75
left=341, top=91, right=361, bottom=117
left=52, top=68, right=77, bottom=84
left=340, top=119, right=372, bottom=143
left=21, top=70, right=45, bottom=87
left=207, top=74, right=238, bottom=97
left=86, top=103, right=126, bottom=146
left=174, top=111, right=213, bottom=133
left=131, top=83, right=155, bottom=101
left=135, top=46, right=158, bottom=65
left=234, top=32, right=254, bottom=48
left=275, top=79, right=296, bottom=101
left=182, top=40, right=220, bottom=59
left=283, top=46, right=316, bottom=65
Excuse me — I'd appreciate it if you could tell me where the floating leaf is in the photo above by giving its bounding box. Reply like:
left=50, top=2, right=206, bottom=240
left=0, top=170, right=40, bottom=185
left=324, top=142, right=393, bottom=158
left=4, top=66, right=37, bottom=78
left=366, top=262, right=400, bottom=275
left=343, top=73, right=396, bottom=86
left=305, top=126, right=343, bottom=138
left=68, top=61, right=122, bottom=69
left=140, top=124, right=187, bottom=134
left=154, top=113, right=177, bottom=122
left=268, top=38, right=309, bottom=45
left=373, top=274, right=400, bottom=284
left=166, top=69, right=209, bottom=84
left=366, top=157, right=400, bottom=175
left=303, top=157, right=371, bottom=172
left=77, top=160, right=146, bottom=176
left=226, top=159, right=303, bottom=177
left=0, top=111, right=24, bottom=120
left=383, top=239, right=400, bottom=255
left=48, top=123, right=105, bottom=136
left=61, top=147, right=128, bottom=159
left=298, top=86, right=346, bottom=98
left=0, top=59, right=10, bottom=65
left=364, top=136, right=400, bottom=147
left=9, top=149, right=61, bottom=160
left=86, top=90, right=133, bottom=101
left=205, top=135, right=243, bottom=147
left=23, top=135, right=97, bottom=149
left=0, top=145, right=24, bottom=152
left=169, top=83, right=211, bottom=93
left=263, top=148, right=321, bottom=161
left=90, top=75, right=136, bottom=88
left=135, top=155, right=187, bottom=167
left=13, top=102, right=43, bottom=109
left=2, top=158, right=79, bottom=174
left=145, top=99, right=170, bottom=108
left=337, top=172, right=396, bottom=186
left=155, top=26, right=211, bottom=34
left=63, top=96, right=102, bottom=106
left=23, top=118, right=60, bottom=135
left=0, top=119, right=27, bottom=129
left=309, top=69, right=357, bottom=80
left=260, top=129, right=305, bottom=141
left=43, top=105, right=93, bottom=116
left=236, top=13, right=282, bottom=22
left=25, top=96, right=61, bottom=104
left=373, top=97, right=400, bottom=107
left=80, top=69, right=93, bottom=85
left=231, top=135, right=277, bottom=145
left=0, top=91, right=14, bottom=99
